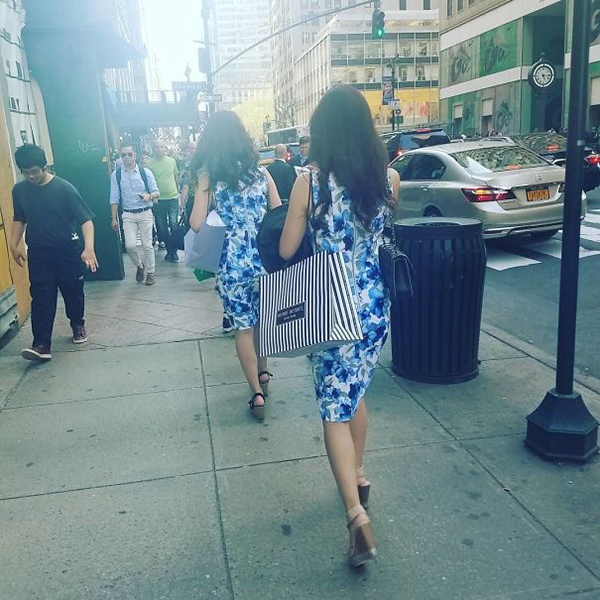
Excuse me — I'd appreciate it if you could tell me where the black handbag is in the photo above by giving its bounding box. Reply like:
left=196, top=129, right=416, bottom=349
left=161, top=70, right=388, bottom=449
left=379, top=220, right=414, bottom=300
left=257, top=171, right=314, bottom=274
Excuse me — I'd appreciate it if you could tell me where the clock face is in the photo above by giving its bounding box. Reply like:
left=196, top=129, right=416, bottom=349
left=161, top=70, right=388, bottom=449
left=533, top=63, right=555, bottom=88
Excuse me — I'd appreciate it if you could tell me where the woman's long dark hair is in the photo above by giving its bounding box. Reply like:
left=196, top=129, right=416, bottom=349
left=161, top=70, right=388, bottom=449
left=309, top=85, right=393, bottom=230
left=191, top=110, right=259, bottom=191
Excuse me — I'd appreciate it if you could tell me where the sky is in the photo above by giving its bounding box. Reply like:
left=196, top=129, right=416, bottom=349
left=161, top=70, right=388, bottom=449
left=143, top=0, right=204, bottom=88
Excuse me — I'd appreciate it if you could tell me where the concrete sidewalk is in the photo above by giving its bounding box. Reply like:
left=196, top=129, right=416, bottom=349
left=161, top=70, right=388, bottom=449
left=1, top=257, right=599, bottom=600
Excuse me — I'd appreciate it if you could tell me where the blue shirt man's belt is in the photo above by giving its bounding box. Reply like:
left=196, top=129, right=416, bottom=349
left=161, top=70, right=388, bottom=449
left=123, top=206, right=153, bottom=213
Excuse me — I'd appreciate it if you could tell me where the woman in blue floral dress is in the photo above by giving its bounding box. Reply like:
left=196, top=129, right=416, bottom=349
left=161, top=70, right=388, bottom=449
left=280, top=86, right=400, bottom=567
left=190, top=111, right=281, bottom=420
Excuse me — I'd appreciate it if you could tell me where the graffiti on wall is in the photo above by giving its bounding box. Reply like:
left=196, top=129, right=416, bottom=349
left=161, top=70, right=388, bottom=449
left=592, top=0, right=600, bottom=45
left=480, top=23, right=517, bottom=77
left=495, top=101, right=514, bottom=133
left=449, top=41, right=474, bottom=85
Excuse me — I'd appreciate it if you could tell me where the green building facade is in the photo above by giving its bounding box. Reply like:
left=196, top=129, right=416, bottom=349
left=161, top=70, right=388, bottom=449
left=439, top=0, right=600, bottom=137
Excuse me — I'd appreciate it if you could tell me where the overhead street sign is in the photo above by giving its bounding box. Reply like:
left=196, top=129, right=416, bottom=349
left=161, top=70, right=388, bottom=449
left=172, top=81, right=208, bottom=93
left=201, top=94, right=223, bottom=102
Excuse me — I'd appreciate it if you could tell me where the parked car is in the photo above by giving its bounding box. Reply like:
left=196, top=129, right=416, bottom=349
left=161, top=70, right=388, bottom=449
left=258, top=146, right=275, bottom=166
left=508, top=132, right=600, bottom=192
left=381, top=127, right=451, bottom=163
left=389, top=141, right=587, bottom=239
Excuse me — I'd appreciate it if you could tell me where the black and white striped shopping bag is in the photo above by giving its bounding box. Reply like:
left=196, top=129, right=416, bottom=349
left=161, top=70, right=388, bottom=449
left=258, top=252, right=363, bottom=358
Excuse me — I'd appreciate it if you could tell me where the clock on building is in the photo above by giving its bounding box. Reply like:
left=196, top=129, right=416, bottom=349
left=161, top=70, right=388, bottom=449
left=529, top=56, right=556, bottom=92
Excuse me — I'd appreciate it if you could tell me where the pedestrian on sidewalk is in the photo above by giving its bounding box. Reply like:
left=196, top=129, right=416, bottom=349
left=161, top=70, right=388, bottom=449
left=289, top=135, right=311, bottom=169
left=110, top=143, right=159, bottom=286
left=146, top=141, right=180, bottom=259
left=267, top=144, right=297, bottom=202
left=189, top=111, right=282, bottom=420
left=10, top=144, right=98, bottom=362
left=280, top=85, right=399, bottom=567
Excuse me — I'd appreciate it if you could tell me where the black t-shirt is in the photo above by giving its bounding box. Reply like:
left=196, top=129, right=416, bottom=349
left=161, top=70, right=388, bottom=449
left=12, top=176, right=94, bottom=249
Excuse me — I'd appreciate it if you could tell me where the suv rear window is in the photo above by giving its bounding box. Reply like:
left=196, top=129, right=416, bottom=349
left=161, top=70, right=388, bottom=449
left=511, top=133, right=567, bottom=154
left=453, top=147, right=550, bottom=174
left=401, top=131, right=450, bottom=151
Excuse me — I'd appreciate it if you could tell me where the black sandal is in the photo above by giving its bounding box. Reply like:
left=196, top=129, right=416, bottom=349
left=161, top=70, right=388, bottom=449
left=258, top=371, right=273, bottom=397
left=248, top=392, right=266, bottom=421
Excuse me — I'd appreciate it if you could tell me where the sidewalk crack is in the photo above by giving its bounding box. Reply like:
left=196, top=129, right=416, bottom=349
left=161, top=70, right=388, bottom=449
left=198, top=339, right=236, bottom=600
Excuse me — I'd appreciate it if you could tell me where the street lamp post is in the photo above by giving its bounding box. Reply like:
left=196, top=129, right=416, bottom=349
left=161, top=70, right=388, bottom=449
left=525, top=0, right=599, bottom=461
left=386, top=54, right=398, bottom=131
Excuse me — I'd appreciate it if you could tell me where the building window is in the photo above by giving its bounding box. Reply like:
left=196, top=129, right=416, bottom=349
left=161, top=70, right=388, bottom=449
left=20, top=130, right=28, bottom=143
left=5, top=59, right=10, bottom=75
left=424, top=0, right=431, bottom=8
left=399, top=66, right=408, bottom=81
left=10, top=97, right=16, bottom=110
left=468, top=0, right=475, bottom=4
left=366, top=68, right=375, bottom=83
left=16, top=61, right=23, bottom=79
left=399, top=0, right=407, bottom=9
left=416, top=66, right=426, bottom=81
left=447, top=0, right=453, bottom=16
left=457, top=0, right=464, bottom=11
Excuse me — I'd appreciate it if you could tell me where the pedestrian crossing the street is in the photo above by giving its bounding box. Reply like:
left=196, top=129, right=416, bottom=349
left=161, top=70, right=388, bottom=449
left=486, top=212, right=600, bottom=271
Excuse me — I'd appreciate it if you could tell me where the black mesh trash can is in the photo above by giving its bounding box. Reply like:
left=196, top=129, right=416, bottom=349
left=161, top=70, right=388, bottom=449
left=390, top=218, right=487, bottom=384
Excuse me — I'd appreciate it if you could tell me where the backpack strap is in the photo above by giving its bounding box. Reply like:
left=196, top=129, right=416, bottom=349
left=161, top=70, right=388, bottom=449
left=139, top=165, right=151, bottom=194
left=116, top=167, right=123, bottom=207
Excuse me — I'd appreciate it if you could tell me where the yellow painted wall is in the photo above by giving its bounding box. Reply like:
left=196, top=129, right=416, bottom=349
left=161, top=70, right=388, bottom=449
left=0, top=99, right=30, bottom=324
left=362, top=88, right=440, bottom=123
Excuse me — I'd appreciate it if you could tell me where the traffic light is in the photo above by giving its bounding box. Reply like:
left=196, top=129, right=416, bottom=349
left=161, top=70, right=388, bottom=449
left=198, top=47, right=211, bottom=74
left=372, top=9, right=385, bottom=39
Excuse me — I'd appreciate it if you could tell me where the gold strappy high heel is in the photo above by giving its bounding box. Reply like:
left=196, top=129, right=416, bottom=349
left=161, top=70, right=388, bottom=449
left=357, top=466, right=371, bottom=509
left=347, top=505, right=377, bottom=567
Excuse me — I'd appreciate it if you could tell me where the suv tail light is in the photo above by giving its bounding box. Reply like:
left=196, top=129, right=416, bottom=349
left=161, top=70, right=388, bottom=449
left=396, top=149, right=404, bottom=157
left=586, top=153, right=600, bottom=166
left=462, top=187, right=516, bottom=203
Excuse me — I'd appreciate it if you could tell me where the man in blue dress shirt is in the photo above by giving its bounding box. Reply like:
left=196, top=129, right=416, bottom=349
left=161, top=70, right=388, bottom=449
left=110, top=143, right=159, bottom=285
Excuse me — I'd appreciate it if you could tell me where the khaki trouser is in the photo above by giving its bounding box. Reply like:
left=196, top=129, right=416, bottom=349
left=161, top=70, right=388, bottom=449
left=122, top=209, right=155, bottom=274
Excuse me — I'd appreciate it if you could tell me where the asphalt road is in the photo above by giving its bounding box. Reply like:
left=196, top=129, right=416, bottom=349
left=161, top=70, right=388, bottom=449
left=483, top=188, right=600, bottom=380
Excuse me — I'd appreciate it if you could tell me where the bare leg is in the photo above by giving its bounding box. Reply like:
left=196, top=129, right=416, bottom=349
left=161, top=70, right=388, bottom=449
left=235, top=328, right=264, bottom=405
left=349, top=400, right=368, bottom=470
left=323, top=420, right=361, bottom=512
left=254, top=328, right=268, bottom=376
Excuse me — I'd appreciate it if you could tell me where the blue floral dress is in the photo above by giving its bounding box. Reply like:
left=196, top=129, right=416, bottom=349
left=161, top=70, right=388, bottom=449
left=309, top=170, right=391, bottom=422
left=212, top=167, right=270, bottom=330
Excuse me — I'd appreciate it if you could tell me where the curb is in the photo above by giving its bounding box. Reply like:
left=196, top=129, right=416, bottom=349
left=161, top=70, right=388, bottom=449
left=481, top=321, right=600, bottom=398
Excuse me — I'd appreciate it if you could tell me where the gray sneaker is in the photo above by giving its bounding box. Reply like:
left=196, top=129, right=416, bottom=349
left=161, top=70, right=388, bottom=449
left=145, top=273, right=156, bottom=286
left=136, top=265, right=145, bottom=283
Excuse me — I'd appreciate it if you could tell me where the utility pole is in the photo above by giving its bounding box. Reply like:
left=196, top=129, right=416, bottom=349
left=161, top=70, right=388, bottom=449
left=525, top=0, right=598, bottom=462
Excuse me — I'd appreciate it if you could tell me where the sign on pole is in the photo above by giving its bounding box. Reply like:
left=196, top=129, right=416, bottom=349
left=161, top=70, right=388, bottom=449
left=382, top=75, right=394, bottom=105
left=172, top=81, right=208, bottom=94
left=201, top=94, right=223, bottom=103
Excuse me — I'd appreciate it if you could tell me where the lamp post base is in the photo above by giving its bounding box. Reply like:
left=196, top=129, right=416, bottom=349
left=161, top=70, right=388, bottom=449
left=525, top=389, right=599, bottom=462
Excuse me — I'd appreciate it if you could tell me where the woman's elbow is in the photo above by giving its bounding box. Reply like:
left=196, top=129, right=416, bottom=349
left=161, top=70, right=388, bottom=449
left=279, top=240, right=294, bottom=261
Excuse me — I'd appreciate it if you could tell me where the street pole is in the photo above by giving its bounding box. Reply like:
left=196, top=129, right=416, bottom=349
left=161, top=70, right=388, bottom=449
left=525, top=0, right=598, bottom=462
left=202, top=1, right=215, bottom=116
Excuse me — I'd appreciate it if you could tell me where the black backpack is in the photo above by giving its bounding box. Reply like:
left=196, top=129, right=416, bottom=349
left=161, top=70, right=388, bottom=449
left=116, top=164, right=151, bottom=206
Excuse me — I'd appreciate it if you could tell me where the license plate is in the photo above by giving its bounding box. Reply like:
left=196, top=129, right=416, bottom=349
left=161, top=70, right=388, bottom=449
left=526, top=188, right=550, bottom=202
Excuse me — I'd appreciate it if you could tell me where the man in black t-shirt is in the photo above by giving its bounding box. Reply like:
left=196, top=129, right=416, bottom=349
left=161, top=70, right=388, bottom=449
left=10, top=144, right=98, bottom=362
